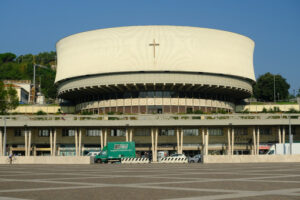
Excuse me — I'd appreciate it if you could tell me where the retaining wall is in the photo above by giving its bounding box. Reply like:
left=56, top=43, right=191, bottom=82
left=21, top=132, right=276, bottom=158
left=0, top=156, right=93, bottom=164
left=203, top=155, right=300, bottom=163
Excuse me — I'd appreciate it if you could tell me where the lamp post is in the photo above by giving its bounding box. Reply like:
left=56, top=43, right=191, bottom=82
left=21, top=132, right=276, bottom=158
left=273, top=74, right=276, bottom=102
left=31, top=61, right=48, bottom=104
left=2, top=116, right=6, bottom=156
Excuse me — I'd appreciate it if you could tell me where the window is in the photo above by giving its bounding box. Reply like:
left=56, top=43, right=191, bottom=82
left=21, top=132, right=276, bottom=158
left=114, top=144, right=128, bottom=149
left=38, top=129, right=50, bottom=137
left=14, top=129, right=25, bottom=137
left=62, top=129, right=76, bottom=137
left=135, top=128, right=151, bottom=136
left=208, top=128, right=223, bottom=136
left=260, top=128, right=271, bottom=135
left=160, top=129, right=175, bottom=136
left=184, top=129, right=199, bottom=136
left=86, top=129, right=101, bottom=137
left=110, top=129, right=126, bottom=137
left=235, top=128, right=248, bottom=135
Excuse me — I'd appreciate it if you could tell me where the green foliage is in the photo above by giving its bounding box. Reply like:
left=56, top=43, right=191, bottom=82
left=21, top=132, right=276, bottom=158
left=253, top=73, right=290, bottom=102
left=193, top=110, right=204, bottom=114
left=0, top=52, right=57, bottom=99
left=36, top=110, right=47, bottom=115
left=81, top=110, right=93, bottom=115
left=0, top=81, right=19, bottom=114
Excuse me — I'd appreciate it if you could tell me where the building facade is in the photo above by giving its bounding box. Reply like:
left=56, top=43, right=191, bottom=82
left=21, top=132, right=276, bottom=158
left=56, top=26, right=255, bottom=114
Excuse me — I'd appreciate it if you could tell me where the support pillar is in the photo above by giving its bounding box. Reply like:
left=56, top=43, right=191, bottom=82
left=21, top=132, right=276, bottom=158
left=33, top=145, right=37, bottom=156
left=201, top=128, right=205, bottom=156
left=256, top=128, right=260, bottom=155
left=252, top=128, right=256, bottom=155
left=25, top=130, right=28, bottom=156
left=227, top=128, right=231, bottom=155
left=79, top=129, right=82, bottom=156
left=231, top=128, right=235, bottom=155
left=278, top=127, right=282, bottom=144
left=104, top=129, right=107, bottom=147
left=129, top=129, right=133, bottom=142
left=75, top=129, right=78, bottom=156
left=53, top=129, right=56, bottom=156
left=282, top=127, right=286, bottom=144
left=28, top=130, right=31, bottom=156
left=0, top=129, right=2, bottom=156
left=205, top=128, right=209, bottom=156
left=125, top=128, right=129, bottom=142
left=151, top=128, right=158, bottom=162
left=177, top=128, right=180, bottom=154
left=180, top=128, right=183, bottom=154
left=50, top=129, right=53, bottom=156
left=100, top=129, right=104, bottom=149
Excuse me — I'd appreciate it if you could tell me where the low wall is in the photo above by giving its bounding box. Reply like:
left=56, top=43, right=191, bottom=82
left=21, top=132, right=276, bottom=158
left=0, top=156, right=93, bottom=164
left=203, top=155, right=300, bottom=163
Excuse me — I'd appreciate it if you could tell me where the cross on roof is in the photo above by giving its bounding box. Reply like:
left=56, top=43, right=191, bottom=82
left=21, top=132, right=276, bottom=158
left=149, top=39, right=159, bottom=58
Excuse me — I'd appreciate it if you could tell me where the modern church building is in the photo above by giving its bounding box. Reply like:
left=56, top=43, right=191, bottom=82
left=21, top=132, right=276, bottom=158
left=56, top=26, right=255, bottom=114
left=4, top=26, right=297, bottom=160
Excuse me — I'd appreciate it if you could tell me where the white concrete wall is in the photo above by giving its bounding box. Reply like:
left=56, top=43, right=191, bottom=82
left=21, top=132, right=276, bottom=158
left=56, top=26, right=255, bottom=82
left=9, top=105, right=75, bottom=114
left=203, top=155, right=300, bottom=163
left=236, top=104, right=300, bottom=112
left=0, top=156, right=93, bottom=164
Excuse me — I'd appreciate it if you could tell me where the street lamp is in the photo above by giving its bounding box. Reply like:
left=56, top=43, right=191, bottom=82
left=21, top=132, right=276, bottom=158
left=2, top=116, right=6, bottom=156
left=273, top=74, right=276, bottom=102
left=32, top=63, right=48, bottom=104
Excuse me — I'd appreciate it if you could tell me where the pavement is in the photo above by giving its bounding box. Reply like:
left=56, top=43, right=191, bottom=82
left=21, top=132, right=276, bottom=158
left=0, top=163, right=300, bottom=200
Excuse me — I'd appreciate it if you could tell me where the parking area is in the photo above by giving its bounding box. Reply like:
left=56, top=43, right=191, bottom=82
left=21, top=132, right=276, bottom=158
left=0, top=163, right=299, bottom=200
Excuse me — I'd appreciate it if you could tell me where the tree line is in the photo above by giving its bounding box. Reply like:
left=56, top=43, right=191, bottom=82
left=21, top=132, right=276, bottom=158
left=0, top=52, right=57, bottom=99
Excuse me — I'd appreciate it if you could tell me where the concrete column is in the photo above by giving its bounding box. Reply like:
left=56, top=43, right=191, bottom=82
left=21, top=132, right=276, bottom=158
left=125, top=128, right=129, bottom=142
left=227, top=128, right=231, bottom=155
left=256, top=128, right=260, bottom=155
left=75, top=129, right=78, bottom=156
left=0, top=129, right=3, bottom=156
left=231, top=128, right=235, bottom=155
left=278, top=127, right=282, bottom=144
left=50, top=129, right=53, bottom=156
left=25, top=130, right=28, bottom=156
left=79, top=129, right=82, bottom=156
left=33, top=145, right=37, bottom=156
left=201, top=128, right=205, bottom=155
left=252, top=128, right=256, bottom=155
left=155, top=128, right=158, bottom=160
left=104, top=129, right=107, bottom=147
left=176, top=128, right=180, bottom=154
left=151, top=128, right=157, bottom=162
left=100, top=129, right=104, bottom=149
left=28, top=130, right=31, bottom=156
left=282, top=127, right=286, bottom=144
left=205, top=128, right=209, bottom=155
left=129, top=129, right=133, bottom=142
left=53, top=129, right=57, bottom=156
left=180, top=128, right=183, bottom=154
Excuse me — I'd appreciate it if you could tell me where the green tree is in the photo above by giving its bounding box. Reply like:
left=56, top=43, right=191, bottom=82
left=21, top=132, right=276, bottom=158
left=253, top=73, right=290, bottom=102
left=0, top=81, right=19, bottom=114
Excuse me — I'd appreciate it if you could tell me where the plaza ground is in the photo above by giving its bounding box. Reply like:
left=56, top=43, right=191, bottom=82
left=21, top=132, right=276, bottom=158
left=0, top=163, right=299, bottom=200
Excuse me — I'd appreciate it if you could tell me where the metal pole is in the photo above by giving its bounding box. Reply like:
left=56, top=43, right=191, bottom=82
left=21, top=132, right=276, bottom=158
left=273, top=74, right=276, bottom=102
left=289, top=115, right=292, bottom=154
left=3, top=117, right=6, bottom=156
left=33, top=64, right=36, bottom=104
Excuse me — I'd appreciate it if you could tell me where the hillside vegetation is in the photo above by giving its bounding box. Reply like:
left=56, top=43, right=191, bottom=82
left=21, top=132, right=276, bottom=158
left=0, top=52, right=57, bottom=100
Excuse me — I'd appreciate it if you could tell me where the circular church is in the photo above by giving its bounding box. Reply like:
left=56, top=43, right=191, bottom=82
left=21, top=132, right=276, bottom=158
left=55, top=26, right=255, bottom=114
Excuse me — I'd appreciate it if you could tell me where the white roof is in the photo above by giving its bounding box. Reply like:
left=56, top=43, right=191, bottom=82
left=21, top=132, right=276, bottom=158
left=55, top=26, right=255, bottom=83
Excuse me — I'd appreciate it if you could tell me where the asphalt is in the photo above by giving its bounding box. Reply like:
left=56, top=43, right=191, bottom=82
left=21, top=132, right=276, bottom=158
left=0, top=163, right=300, bottom=200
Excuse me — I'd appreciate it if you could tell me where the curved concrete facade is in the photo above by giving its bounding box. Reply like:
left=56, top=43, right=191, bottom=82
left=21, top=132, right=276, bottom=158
left=56, top=26, right=255, bottom=113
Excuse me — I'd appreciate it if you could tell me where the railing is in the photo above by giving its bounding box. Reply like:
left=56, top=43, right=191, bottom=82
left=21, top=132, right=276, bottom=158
left=0, top=113, right=299, bottom=122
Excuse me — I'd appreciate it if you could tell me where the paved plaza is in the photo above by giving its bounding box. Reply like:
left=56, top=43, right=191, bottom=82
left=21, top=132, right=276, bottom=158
left=0, top=163, right=299, bottom=200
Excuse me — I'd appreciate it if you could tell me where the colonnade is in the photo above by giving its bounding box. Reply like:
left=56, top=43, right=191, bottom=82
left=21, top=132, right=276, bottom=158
left=0, top=126, right=266, bottom=157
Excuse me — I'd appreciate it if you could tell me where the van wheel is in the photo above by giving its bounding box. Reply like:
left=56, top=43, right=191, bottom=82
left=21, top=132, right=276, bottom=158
left=96, top=159, right=102, bottom=164
left=190, top=160, right=195, bottom=163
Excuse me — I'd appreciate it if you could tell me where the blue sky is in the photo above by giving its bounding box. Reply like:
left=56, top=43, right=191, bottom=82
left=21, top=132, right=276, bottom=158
left=1, top=0, right=299, bottom=93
